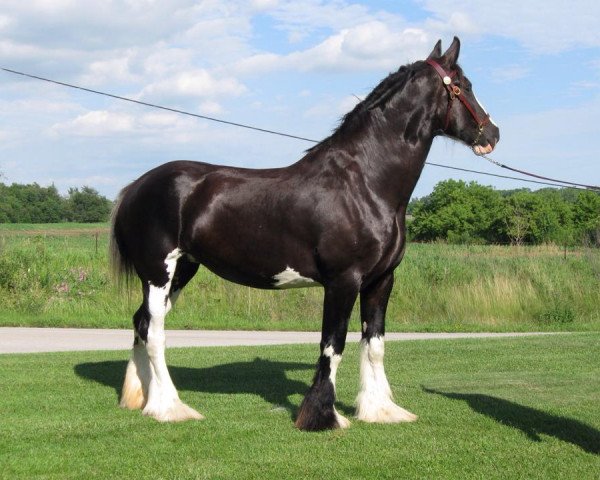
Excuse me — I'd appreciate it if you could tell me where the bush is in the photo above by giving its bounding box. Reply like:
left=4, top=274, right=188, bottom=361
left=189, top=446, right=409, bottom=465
left=409, top=181, right=600, bottom=246
left=0, top=183, right=112, bottom=223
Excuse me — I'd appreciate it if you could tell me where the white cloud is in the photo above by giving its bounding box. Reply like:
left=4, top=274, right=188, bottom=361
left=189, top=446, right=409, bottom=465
left=198, top=100, right=225, bottom=115
left=262, top=0, right=396, bottom=43
left=0, top=129, right=11, bottom=142
left=50, top=111, right=136, bottom=137
left=142, top=48, right=194, bottom=77
left=0, top=1, right=198, bottom=49
left=0, top=1, right=254, bottom=82
left=250, top=0, right=280, bottom=11
left=234, top=21, right=431, bottom=74
left=0, top=14, right=13, bottom=30
left=48, top=109, right=210, bottom=144
left=4, top=98, right=80, bottom=114
left=0, top=39, right=64, bottom=61
left=80, top=53, right=140, bottom=86
left=420, top=0, right=600, bottom=53
left=139, top=69, right=246, bottom=100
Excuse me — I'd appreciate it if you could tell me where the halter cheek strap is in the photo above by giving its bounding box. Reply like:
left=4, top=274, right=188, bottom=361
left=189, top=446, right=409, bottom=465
left=426, top=58, right=490, bottom=142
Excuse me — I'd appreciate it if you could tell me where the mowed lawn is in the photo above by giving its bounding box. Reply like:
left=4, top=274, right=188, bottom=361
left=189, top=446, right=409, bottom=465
left=0, top=333, right=598, bottom=479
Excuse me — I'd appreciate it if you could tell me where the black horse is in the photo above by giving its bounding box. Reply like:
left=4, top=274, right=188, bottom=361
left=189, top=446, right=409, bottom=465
left=110, top=37, right=499, bottom=431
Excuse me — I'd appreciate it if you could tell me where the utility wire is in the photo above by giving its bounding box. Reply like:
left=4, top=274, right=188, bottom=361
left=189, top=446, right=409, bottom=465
left=2, top=66, right=599, bottom=191
left=1, top=67, right=318, bottom=143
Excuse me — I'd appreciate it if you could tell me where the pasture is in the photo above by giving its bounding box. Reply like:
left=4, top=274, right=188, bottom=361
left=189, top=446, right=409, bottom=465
left=0, top=223, right=598, bottom=332
left=0, top=333, right=598, bottom=479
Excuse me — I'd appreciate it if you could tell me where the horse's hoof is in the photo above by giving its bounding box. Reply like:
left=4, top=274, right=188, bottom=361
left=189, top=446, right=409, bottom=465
left=356, top=398, right=417, bottom=423
left=143, top=400, right=204, bottom=422
left=295, top=403, right=350, bottom=431
left=334, top=409, right=352, bottom=429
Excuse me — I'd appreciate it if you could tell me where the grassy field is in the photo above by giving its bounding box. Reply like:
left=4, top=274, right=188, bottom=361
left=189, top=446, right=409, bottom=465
left=0, top=223, right=599, bottom=332
left=0, top=333, right=598, bottom=479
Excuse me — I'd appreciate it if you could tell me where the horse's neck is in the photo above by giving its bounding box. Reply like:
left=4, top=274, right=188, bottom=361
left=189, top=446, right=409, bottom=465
left=334, top=114, right=435, bottom=211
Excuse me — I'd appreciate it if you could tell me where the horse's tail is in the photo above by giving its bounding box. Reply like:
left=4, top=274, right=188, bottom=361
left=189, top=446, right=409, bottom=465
left=109, top=184, right=135, bottom=288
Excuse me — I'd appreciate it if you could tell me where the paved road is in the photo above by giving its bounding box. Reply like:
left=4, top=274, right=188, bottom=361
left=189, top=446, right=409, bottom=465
left=0, top=327, right=560, bottom=354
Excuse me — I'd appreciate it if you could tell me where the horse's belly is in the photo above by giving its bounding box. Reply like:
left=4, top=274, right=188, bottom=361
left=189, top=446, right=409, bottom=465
left=196, top=254, right=321, bottom=290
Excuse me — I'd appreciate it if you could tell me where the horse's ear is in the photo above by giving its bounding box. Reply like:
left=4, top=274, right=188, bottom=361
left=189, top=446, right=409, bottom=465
left=427, top=40, right=442, bottom=59
left=441, top=36, right=460, bottom=66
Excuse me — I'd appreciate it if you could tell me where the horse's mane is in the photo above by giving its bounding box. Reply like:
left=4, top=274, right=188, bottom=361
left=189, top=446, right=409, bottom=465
left=307, top=61, right=421, bottom=152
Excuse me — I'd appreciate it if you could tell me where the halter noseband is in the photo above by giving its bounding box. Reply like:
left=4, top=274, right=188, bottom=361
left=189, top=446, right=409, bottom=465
left=426, top=58, right=490, bottom=145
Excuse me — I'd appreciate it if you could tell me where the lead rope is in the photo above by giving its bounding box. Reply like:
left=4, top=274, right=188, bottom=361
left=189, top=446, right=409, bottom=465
left=481, top=155, right=600, bottom=191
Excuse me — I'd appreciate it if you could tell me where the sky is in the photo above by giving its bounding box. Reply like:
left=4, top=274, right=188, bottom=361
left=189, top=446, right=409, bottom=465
left=1, top=0, right=599, bottom=200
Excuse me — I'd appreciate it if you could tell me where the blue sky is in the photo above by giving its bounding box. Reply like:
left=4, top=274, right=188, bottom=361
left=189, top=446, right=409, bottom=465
left=1, top=0, right=599, bottom=199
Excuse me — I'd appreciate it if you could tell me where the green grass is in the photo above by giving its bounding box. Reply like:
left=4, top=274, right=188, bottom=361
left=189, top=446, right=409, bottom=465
left=0, top=334, right=598, bottom=479
left=0, top=223, right=108, bottom=232
left=0, top=223, right=599, bottom=331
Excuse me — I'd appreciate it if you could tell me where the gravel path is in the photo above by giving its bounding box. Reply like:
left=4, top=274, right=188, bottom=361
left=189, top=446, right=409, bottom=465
left=0, top=327, right=561, bottom=354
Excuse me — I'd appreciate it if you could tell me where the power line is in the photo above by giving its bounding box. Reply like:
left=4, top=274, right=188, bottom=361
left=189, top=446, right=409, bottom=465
left=1, top=67, right=317, bottom=143
left=2, top=66, right=598, bottom=191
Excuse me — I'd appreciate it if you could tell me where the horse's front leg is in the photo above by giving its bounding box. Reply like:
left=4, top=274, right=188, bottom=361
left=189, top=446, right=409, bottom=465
left=356, top=272, right=417, bottom=423
left=295, top=280, right=358, bottom=431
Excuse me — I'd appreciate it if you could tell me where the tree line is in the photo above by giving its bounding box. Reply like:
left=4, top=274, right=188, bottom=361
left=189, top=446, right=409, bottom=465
left=1, top=180, right=599, bottom=245
left=408, top=180, right=600, bottom=246
left=0, top=183, right=113, bottom=223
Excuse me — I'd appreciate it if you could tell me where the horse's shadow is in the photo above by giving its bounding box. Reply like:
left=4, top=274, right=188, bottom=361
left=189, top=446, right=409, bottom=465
left=423, top=387, right=600, bottom=455
left=74, top=357, right=354, bottom=419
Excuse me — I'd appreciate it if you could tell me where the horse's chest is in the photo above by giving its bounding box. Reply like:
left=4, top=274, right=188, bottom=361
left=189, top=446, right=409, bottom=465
left=363, top=216, right=406, bottom=272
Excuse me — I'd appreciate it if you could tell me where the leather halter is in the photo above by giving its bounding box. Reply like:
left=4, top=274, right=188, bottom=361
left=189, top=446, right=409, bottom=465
left=426, top=58, right=490, bottom=144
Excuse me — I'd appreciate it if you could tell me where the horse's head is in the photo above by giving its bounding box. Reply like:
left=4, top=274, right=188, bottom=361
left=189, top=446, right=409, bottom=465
left=425, top=37, right=500, bottom=155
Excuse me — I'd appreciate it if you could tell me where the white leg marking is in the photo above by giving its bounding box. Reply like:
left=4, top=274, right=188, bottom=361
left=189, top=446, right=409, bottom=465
left=120, top=339, right=151, bottom=410
left=141, top=248, right=203, bottom=422
left=323, top=345, right=351, bottom=429
left=355, top=336, right=417, bottom=423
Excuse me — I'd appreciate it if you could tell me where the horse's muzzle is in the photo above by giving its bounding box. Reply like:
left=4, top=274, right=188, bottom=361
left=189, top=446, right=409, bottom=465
left=473, top=144, right=494, bottom=155
left=473, top=124, right=499, bottom=156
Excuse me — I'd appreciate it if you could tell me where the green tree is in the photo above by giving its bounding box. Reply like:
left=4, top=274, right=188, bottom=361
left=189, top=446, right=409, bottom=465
left=503, top=192, right=532, bottom=246
left=499, top=190, right=574, bottom=245
left=65, top=186, right=112, bottom=222
left=409, top=180, right=504, bottom=243
left=572, top=190, right=600, bottom=246
left=0, top=183, right=65, bottom=222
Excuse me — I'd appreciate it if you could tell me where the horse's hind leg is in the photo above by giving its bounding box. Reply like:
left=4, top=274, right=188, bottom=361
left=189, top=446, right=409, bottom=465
left=120, top=308, right=152, bottom=410
left=120, top=250, right=202, bottom=422
left=120, top=255, right=199, bottom=411
left=355, top=273, right=417, bottom=423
